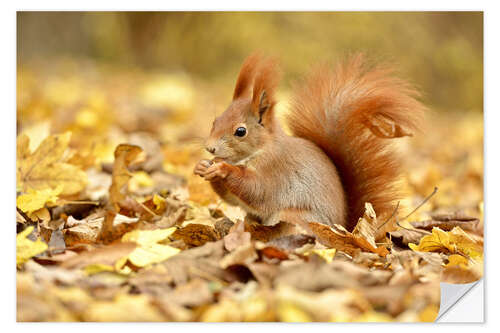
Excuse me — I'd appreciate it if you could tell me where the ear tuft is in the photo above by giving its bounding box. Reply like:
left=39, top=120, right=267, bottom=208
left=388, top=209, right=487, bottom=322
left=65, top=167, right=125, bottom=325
left=233, top=52, right=262, bottom=100
left=252, top=57, right=281, bottom=124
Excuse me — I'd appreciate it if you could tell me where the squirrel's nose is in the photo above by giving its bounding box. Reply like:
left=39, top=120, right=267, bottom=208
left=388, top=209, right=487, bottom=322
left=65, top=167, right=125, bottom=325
left=206, top=146, right=216, bottom=154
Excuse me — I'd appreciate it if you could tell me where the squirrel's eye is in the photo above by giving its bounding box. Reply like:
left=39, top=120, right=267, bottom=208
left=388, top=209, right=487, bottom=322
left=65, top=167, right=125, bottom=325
left=234, top=127, right=247, bottom=137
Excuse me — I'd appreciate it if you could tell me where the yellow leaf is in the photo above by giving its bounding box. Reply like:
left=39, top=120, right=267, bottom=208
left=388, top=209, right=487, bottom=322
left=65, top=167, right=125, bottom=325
left=409, top=227, right=452, bottom=253
left=152, top=194, right=166, bottom=212
left=126, top=244, right=180, bottom=267
left=17, top=132, right=87, bottom=195
left=121, top=227, right=176, bottom=246
left=31, top=207, right=51, bottom=223
left=118, top=228, right=180, bottom=268
left=445, top=254, right=469, bottom=268
left=409, top=227, right=483, bottom=259
left=305, top=248, right=337, bottom=263
left=84, top=264, right=115, bottom=275
left=16, top=226, right=48, bottom=266
left=449, top=227, right=483, bottom=258
left=16, top=185, right=63, bottom=217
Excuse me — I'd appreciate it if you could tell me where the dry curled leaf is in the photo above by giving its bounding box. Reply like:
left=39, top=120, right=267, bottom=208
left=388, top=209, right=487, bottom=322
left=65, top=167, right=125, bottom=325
left=308, top=218, right=389, bottom=257
left=109, top=144, right=143, bottom=210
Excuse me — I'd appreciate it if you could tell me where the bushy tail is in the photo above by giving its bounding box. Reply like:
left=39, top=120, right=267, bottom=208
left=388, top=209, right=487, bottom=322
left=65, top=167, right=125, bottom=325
left=286, top=54, right=426, bottom=234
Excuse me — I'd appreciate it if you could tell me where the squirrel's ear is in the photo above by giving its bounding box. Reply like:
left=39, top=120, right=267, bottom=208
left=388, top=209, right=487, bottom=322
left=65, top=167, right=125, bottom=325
left=233, top=53, right=261, bottom=100
left=251, top=58, right=280, bottom=126
left=257, top=90, right=270, bottom=124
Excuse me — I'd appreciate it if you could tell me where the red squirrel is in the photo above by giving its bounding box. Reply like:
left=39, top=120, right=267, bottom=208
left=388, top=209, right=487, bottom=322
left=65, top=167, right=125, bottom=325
left=194, top=53, right=425, bottom=237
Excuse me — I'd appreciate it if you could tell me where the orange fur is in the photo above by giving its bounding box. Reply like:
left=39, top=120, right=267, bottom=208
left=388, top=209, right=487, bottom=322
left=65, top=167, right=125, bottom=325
left=287, top=54, right=426, bottom=232
left=251, top=57, right=281, bottom=125
left=233, top=52, right=262, bottom=100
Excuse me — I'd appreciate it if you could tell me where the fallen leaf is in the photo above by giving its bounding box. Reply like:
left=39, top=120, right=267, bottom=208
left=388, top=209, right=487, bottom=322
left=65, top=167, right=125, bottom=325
left=172, top=223, right=219, bottom=247
left=16, top=185, right=63, bottom=217
left=308, top=222, right=389, bottom=257
left=220, top=243, right=258, bottom=269
left=445, top=254, right=469, bottom=268
left=117, top=228, right=180, bottom=268
left=409, top=227, right=483, bottom=259
left=17, top=132, right=87, bottom=195
left=109, top=144, right=143, bottom=210
left=258, top=246, right=289, bottom=261
left=61, top=242, right=137, bottom=269
left=410, top=215, right=479, bottom=232
left=389, top=228, right=430, bottom=247
left=17, top=226, right=48, bottom=266
left=304, top=248, right=337, bottom=263
left=224, top=220, right=251, bottom=252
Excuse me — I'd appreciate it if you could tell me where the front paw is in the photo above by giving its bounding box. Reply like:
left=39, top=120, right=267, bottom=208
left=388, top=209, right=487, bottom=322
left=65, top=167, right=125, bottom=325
left=204, top=162, right=230, bottom=181
left=194, top=159, right=213, bottom=177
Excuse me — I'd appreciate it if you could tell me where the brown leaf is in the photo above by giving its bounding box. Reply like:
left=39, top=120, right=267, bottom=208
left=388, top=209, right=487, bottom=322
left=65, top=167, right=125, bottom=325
left=410, top=216, right=479, bottom=232
left=276, top=259, right=391, bottom=292
left=109, top=144, right=143, bottom=210
left=214, top=217, right=235, bottom=238
left=308, top=222, right=389, bottom=257
left=64, top=213, right=139, bottom=246
left=247, top=262, right=279, bottom=288
left=220, top=243, right=258, bottom=269
left=389, top=228, right=430, bottom=247
left=61, top=242, right=136, bottom=269
left=172, top=223, right=219, bottom=247
left=224, top=220, right=251, bottom=252
left=161, top=240, right=227, bottom=285
left=259, top=246, right=289, bottom=261
left=165, top=278, right=214, bottom=307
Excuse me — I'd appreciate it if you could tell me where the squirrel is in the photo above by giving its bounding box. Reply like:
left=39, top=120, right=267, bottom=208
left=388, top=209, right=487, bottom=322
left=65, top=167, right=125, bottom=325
left=194, top=53, right=425, bottom=238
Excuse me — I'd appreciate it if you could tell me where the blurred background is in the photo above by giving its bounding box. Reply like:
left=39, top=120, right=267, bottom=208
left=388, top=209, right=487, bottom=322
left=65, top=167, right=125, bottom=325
left=18, top=12, right=482, bottom=112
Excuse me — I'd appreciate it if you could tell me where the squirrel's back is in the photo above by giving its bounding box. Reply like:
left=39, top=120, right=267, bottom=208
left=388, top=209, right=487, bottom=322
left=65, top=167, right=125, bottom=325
left=286, top=54, right=426, bottom=235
